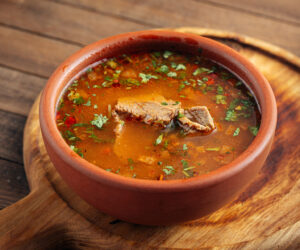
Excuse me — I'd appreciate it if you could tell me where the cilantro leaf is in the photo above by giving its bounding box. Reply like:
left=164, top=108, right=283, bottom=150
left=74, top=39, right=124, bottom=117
left=155, top=134, right=164, bottom=145
left=91, top=114, right=108, bottom=129
left=139, top=73, right=158, bottom=83
left=83, top=98, right=91, bottom=106
left=233, top=127, right=240, bottom=136
left=163, top=51, right=173, bottom=59
left=70, top=145, right=83, bottom=157
left=249, top=126, right=259, bottom=136
left=175, top=64, right=186, bottom=71
left=225, top=109, right=238, bottom=121
left=162, top=166, right=175, bottom=175
left=157, top=65, right=169, bottom=74
left=216, top=95, right=227, bottom=104
left=167, top=71, right=177, bottom=78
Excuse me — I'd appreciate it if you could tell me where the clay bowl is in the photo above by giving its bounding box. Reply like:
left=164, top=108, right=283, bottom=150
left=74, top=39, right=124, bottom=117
left=39, top=30, right=277, bottom=225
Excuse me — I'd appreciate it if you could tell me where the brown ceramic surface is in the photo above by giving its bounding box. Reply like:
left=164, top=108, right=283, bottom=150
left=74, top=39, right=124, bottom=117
left=39, top=30, right=277, bottom=225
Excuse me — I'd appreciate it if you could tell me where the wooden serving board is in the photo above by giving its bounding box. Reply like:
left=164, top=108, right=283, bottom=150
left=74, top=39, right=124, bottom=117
left=0, top=28, right=300, bottom=249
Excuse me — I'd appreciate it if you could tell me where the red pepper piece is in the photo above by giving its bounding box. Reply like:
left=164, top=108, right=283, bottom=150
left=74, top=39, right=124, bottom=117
left=65, top=116, right=76, bottom=127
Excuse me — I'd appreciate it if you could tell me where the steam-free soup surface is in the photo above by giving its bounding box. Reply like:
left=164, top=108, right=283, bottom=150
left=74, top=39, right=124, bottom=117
left=56, top=51, right=260, bottom=180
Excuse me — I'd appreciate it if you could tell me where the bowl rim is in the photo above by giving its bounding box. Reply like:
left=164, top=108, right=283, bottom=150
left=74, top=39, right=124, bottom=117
left=39, top=30, right=277, bottom=192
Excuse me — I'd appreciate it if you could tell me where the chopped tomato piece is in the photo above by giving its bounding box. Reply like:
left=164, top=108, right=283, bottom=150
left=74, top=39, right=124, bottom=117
left=206, top=78, right=215, bottom=85
left=65, top=116, right=76, bottom=127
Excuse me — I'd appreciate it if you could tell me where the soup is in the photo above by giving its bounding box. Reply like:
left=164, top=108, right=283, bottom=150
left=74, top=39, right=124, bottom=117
left=56, top=50, right=260, bottom=180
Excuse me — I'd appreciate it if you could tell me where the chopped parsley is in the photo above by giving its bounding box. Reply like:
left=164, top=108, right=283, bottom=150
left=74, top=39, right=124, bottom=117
left=155, top=134, right=164, bottom=145
left=157, top=65, right=169, bottom=74
left=162, top=166, right=175, bottom=175
left=72, top=123, right=89, bottom=127
left=178, top=83, right=185, bottom=91
left=128, top=158, right=134, bottom=165
left=106, top=60, right=117, bottom=69
left=64, top=130, right=80, bottom=142
left=175, top=64, right=186, bottom=71
left=88, top=133, right=108, bottom=143
left=70, top=145, right=83, bottom=158
left=216, top=95, right=227, bottom=104
left=91, top=114, right=108, bottom=129
left=182, top=144, right=188, bottom=151
left=83, top=98, right=91, bottom=106
left=167, top=71, right=177, bottom=78
left=163, top=51, right=173, bottom=59
left=177, top=112, right=185, bottom=118
left=192, top=67, right=212, bottom=76
left=225, top=109, right=238, bottom=122
left=139, top=73, right=158, bottom=83
left=181, top=160, right=194, bottom=177
left=249, top=126, right=259, bottom=136
left=72, top=97, right=84, bottom=105
left=233, top=127, right=240, bottom=136
left=217, top=85, right=224, bottom=94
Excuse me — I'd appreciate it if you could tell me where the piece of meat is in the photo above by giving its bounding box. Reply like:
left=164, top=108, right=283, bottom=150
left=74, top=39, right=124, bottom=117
left=114, top=95, right=181, bottom=127
left=178, top=106, right=215, bottom=133
left=112, top=110, right=124, bottom=136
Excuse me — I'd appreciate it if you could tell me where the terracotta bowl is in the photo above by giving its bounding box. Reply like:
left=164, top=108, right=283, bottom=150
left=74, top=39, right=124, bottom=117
left=39, top=30, right=277, bottom=225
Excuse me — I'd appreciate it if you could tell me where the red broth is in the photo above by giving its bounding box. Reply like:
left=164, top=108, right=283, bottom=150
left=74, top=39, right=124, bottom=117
left=56, top=51, right=260, bottom=180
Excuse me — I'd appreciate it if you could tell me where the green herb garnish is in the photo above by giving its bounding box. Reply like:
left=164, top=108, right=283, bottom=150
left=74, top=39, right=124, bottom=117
left=139, top=73, right=158, bottom=83
left=177, top=112, right=185, bottom=118
left=167, top=71, right=177, bottom=78
left=233, top=127, right=240, bottom=136
left=72, top=97, right=84, bottom=105
left=175, top=64, right=186, bottom=71
left=157, top=65, right=169, bottom=74
left=83, top=98, right=91, bottom=106
left=70, top=145, right=83, bottom=157
left=216, top=95, right=227, bottom=104
left=155, top=134, right=164, bottom=145
left=217, top=85, right=224, bottom=94
left=225, top=109, right=238, bottom=122
left=163, top=51, right=173, bottom=59
left=249, top=126, right=259, bottom=136
left=162, top=166, right=175, bottom=175
left=91, top=114, right=108, bottom=129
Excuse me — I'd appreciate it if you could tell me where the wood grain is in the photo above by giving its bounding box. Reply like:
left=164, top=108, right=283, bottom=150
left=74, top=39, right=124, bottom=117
left=56, top=0, right=300, bottom=56
left=0, top=110, right=26, bottom=164
left=203, top=0, right=300, bottom=25
left=0, top=0, right=149, bottom=46
left=0, top=25, right=79, bottom=77
left=0, top=29, right=299, bottom=249
left=0, top=159, right=28, bottom=210
left=0, top=66, right=45, bottom=116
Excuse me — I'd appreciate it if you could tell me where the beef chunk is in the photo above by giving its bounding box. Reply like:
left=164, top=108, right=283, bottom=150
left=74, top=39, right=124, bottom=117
left=112, top=110, right=124, bottom=136
left=178, top=106, right=215, bottom=133
left=114, top=95, right=181, bottom=127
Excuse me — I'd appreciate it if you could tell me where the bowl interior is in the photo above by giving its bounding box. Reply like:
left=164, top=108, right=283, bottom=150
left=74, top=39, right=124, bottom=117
left=40, top=30, right=277, bottom=190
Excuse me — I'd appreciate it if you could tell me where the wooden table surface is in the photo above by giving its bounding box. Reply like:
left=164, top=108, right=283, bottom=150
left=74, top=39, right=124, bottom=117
left=0, top=0, right=299, bottom=210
